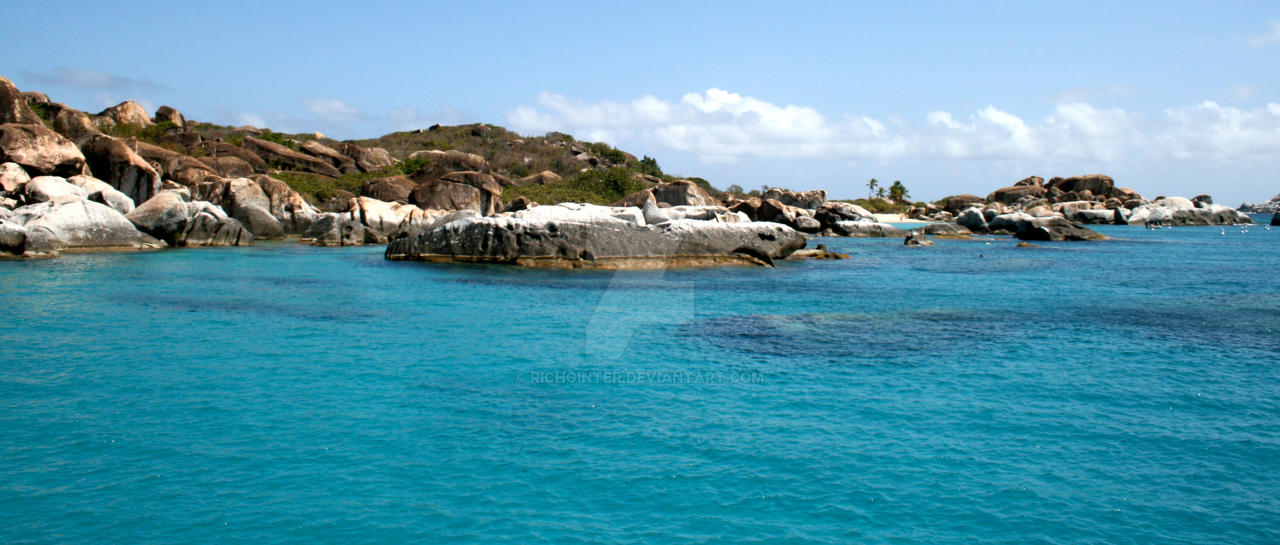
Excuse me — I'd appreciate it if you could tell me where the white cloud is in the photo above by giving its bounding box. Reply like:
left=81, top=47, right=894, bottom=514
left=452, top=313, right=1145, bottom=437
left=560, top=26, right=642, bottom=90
left=21, top=67, right=161, bottom=92
left=301, top=98, right=362, bottom=121
left=507, top=88, right=1280, bottom=166
left=235, top=112, right=267, bottom=128
left=1249, top=20, right=1280, bottom=47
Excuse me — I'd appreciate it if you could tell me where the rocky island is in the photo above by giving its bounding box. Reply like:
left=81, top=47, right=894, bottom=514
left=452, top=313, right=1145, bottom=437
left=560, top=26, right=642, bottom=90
left=0, top=75, right=1264, bottom=266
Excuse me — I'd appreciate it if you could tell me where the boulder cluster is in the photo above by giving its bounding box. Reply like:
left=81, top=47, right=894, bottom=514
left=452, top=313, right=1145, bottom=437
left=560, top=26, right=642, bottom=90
left=0, top=76, right=513, bottom=256
left=929, top=175, right=1251, bottom=234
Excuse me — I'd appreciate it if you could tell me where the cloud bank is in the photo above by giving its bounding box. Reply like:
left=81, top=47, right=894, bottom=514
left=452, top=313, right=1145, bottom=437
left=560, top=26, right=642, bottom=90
left=20, top=67, right=161, bottom=93
left=507, top=89, right=1280, bottom=166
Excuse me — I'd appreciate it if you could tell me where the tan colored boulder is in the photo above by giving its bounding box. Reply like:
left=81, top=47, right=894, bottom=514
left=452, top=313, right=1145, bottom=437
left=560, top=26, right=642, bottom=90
left=0, top=76, right=42, bottom=125
left=202, top=156, right=254, bottom=178
left=1, top=161, right=31, bottom=193
left=0, top=123, right=86, bottom=176
left=337, top=142, right=395, bottom=173
left=81, top=134, right=162, bottom=206
left=411, top=178, right=484, bottom=213
left=193, top=142, right=267, bottom=171
left=361, top=175, right=416, bottom=204
left=987, top=184, right=1047, bottom=205
left=154, top=105, right=185, bottom=128
left=52, top=107, right=99, bottom=144
left=406, top=149, right=490, bottom=177
left=243, top=136, right=341, bottom=177
left=300, top=140, right=358, bottom=174
left=98, top=100, right=153, bottom=128
left=515, top=170, right=562, bottom=186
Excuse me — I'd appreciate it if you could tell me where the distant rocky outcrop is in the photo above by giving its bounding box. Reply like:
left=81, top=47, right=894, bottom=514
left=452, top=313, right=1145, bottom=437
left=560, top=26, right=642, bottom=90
left=386, top=203, right=806, bottom=268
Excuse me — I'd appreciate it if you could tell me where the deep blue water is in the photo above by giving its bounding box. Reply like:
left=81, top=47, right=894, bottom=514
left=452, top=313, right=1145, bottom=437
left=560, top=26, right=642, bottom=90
left=2, top=219, right=1279, bottom=544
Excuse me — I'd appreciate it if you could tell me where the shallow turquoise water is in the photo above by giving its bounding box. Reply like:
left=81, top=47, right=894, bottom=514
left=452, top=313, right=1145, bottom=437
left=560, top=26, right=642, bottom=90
left=2, top=220, right=1279, bottom=544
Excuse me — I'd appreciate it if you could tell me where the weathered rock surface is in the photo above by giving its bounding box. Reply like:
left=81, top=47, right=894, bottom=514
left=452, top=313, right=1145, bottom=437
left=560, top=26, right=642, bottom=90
left=988, top=184, right=1046, bottom=205
left=0, top=123, right=86, bottom=176
left=831, top=220, right=908, bottom=237
left=131, top=140, right=218, bottom=186
left=52, top=108, right=99, bottom=144
left=904, top=231, right=935, bottom=246
left=126, top=191, right=252, bottom=246
left=0, top=161, right=31, bottom=194
left=23, top=176, right=87, bottom=203
left=243, top=136, right=341, bottom=177
left=10, top=196, right=163, bottom=255
left=300, top=140, right=358, bottom=174
left=194, top=142, right=268, bottom=171
left=202, top=156, right=254, bottom=178
left=361, top=175, right=416, bottom=203
left=69, top=175, right=135, bottom=215
left=615, top=180, right=718, bottom=208
left=1127, top=197, right=1252, bottom=226
left=81, top=134, right=161, bottom=206
left=1012, top=216, right=1106, bottom=241
left=0, top=76, right=41, bottom=125
left=922, top=222, right=972, bottom=237
left=956, top=207, right=990, bottom=233
left=337, top=142, right=395, bottom=173
left=941, top=194, right=985, bottom=214
left=515, top=171, right=562, bottom=186
left=410, top=171, right=502, bottom=216
left=1047, top=174, right=1115, bottom=198
left=301, top=213, right=368, bottom=246
left=154, top=105, right=185, bottom=128
left=351, top=196, right=440, bottom=240
left=386, top=204, right=806, bottom=268
left=762, top=188, right=826, bottom=209
left=406, top=149, right=490, bottom=178
left=98, top=100, right=153, bottom=128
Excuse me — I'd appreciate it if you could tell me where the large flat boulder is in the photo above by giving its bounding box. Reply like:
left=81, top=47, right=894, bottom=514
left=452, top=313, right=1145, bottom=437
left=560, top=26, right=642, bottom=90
left=12, top=196, right=163, bottom=255
left=385, top=208, right=806, bottom=268
left=0, top=123, right=86, bottom=177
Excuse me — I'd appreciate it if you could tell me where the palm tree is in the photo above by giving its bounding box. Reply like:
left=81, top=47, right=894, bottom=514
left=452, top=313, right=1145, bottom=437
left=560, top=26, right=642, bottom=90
left=867, top=178, right=880, bottom=199
left=888, top=180, right=910, bottom=203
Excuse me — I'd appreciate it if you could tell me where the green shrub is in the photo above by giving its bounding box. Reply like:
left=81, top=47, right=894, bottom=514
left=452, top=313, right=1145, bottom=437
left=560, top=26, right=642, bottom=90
left=502, top=167, right=649, bottom=205
left=258, top=130, right=298, bottom=150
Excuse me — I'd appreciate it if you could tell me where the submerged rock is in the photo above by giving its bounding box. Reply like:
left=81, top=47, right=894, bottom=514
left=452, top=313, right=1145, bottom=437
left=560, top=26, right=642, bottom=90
left=904, top=231, right=935, bottom=246
left=385, top=204, right=806, bottom=268
left=1012, top=216, right=1106, bottom=241
left=831, top=220, right=907, bottom=237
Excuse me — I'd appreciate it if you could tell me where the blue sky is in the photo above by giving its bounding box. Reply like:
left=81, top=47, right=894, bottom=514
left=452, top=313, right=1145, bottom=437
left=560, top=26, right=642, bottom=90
left=4, top=1, right=1278, bottom=204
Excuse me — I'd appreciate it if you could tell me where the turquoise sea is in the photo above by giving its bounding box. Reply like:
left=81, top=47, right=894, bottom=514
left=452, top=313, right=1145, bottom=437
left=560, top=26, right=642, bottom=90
left=2, top=218, right=1278, bottom=544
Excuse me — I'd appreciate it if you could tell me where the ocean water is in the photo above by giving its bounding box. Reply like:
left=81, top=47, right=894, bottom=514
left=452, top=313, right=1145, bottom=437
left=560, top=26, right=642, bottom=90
left=2, top=219, right=1278, bottom=544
